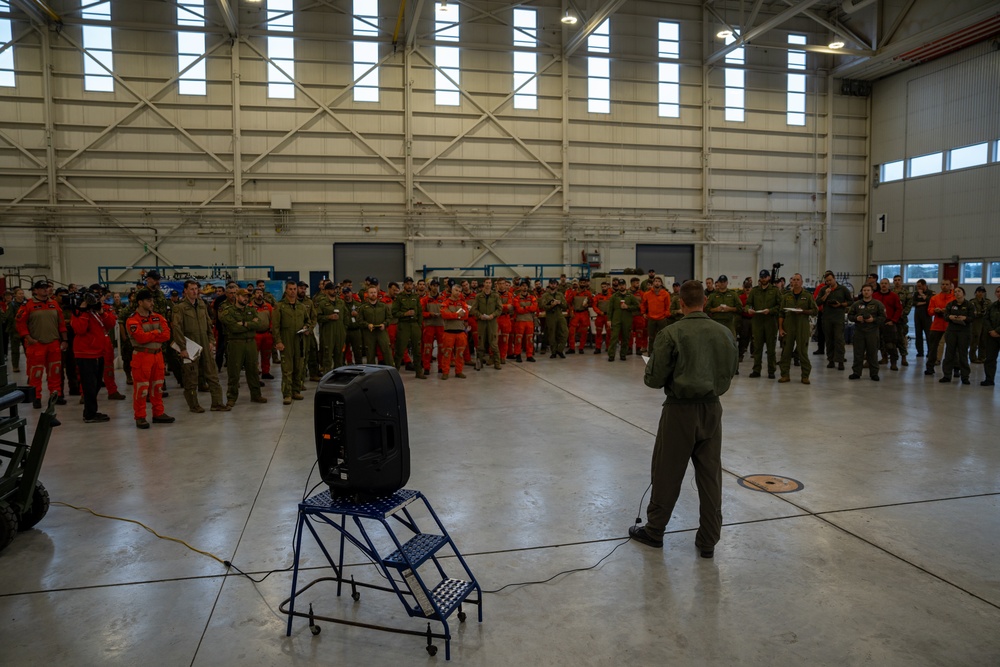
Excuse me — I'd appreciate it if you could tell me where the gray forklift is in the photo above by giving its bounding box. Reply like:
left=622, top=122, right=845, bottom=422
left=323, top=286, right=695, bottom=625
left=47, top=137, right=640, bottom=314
left=0, top=324, right=57, bottom=552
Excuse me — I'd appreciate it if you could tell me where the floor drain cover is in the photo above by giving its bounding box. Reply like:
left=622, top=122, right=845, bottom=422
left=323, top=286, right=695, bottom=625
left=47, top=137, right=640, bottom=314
left=737, top=475, right=804, bottom=493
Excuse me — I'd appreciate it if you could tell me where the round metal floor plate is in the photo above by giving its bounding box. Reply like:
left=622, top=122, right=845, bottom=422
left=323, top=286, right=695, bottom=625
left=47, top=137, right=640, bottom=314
left=737, top=474, right=804, bottom=493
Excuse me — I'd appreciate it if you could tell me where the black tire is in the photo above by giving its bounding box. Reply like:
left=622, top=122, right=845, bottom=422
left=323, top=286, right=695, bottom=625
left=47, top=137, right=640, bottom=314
left=0, top=502, right=18, bottom=552
left=17, top=481, right=50, bottom=531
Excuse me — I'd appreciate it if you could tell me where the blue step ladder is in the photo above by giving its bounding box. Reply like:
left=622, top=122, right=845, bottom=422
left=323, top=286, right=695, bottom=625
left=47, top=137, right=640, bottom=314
left=281, top=488, right=483, bottom=660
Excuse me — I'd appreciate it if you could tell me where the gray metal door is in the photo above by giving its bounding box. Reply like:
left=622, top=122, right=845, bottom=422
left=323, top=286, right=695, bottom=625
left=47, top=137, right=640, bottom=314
left=333, top=243, right=405, bottom=285
left=636, top=244, right=694, bottom=283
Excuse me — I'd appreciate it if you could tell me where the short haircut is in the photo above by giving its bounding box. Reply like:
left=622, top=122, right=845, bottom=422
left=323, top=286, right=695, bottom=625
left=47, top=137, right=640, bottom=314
left=226, top=281, right=238, bottom=288
left=388, top=281, right=399, bottom=289
left=679, top=280, right=705, bottom=308
left=285, top=280, right=297, bottom=287
left=893, top=275, right=902, bottom=280
left=183, top=280, right=200, bottom=290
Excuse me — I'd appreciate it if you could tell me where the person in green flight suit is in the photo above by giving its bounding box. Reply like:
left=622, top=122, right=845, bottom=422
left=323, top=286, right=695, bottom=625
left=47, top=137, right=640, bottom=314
left=295, top=281, right=320, bottom=382
left=272, top=281, right=309, bottom=404
left=314, top=281, right=347, bottom=372
left=847, top=284, right=886, bottom=381
left=745, top=269, right=782, bottom=379
left=777, top=273, right=818, bottom=384
left=539, top=279, right=569, bottom=358
left=608, top=280, right=640, bottom=361
left=392, top=277, right=425, bottom=379
left=218, top=288, right=268, bottom=407
left=359, top=286, right=394, bottom=366
left=470, top=277, right=503, bottom=370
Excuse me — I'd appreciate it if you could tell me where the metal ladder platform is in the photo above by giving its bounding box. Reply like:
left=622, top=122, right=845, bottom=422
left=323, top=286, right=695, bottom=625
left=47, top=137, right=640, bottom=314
left=281, top=488, right=483, bottom=660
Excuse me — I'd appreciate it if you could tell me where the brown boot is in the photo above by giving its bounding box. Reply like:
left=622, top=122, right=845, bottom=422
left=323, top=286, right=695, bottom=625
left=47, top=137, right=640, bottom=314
left=251, top=396, right=268, bottom=403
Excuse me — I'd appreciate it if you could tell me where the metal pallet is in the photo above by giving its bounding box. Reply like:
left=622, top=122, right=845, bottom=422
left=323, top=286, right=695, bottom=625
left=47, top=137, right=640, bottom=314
left=281, top=488, right=483, bottom=660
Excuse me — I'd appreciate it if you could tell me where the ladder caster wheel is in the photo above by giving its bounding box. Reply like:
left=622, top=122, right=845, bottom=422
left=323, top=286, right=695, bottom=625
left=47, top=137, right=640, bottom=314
left=351, top=591, right=361, bottom=602
left=310, top=625, right=321, bottom=636
left=426, top=645, right=438, bottom=656
left=457, top=611, right=467, bottom=623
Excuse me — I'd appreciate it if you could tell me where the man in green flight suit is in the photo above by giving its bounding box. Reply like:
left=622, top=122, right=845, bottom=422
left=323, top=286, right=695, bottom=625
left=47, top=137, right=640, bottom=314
left=745, top=269, right=782, bottom=379
left=705, top=275, right=743, bottom=337
left=393, top=277, right=424, bottom=378
left=218, top=288, right=268, bottom=407
left=470, top=277, right=503, bottom=370
left=777, top=273, right=818, bottom=384
left=272, top=281, right=308, bottom=404
left=296, top=282, right=320, bottom=381
left=608, top=280, right=641, bottom=361
left=539, top=279, right=569, bottom=358
left=314, top=281, right=347, bottom=372
left=172, top=279, right=227, bottom=412
left=847, top=284, right=886, bottom=381
left=359, top=286, right=394, bottom=366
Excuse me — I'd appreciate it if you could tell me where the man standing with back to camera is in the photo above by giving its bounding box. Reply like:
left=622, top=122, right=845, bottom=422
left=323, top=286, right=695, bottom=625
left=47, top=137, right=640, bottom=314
left=629, top=280, right=738, bottom=559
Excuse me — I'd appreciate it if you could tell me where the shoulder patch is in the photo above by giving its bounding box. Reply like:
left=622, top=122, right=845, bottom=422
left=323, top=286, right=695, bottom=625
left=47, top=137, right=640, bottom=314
left=129, top=323, right=138, bottom=333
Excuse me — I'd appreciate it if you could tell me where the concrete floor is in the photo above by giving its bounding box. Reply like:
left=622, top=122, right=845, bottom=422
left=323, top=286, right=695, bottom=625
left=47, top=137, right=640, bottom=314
left=1, top=348, right=998, bottom=666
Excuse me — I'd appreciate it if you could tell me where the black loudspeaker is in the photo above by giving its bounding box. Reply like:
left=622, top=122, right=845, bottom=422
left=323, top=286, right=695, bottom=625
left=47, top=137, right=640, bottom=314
left=314, top=365, right=410, bottom=499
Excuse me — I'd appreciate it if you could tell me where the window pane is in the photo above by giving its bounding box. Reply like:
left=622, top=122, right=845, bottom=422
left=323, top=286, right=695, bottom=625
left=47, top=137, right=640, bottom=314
left=788, top=73, right=805, bottom=93
left=905, top=264, right=939, bottom=284
left=659, top=103, right=679, bottom=117
left=909, top=152, right=942, bottom=177
left=589, top=76, right=610, bottom=100
left=878, top=265, right=901, bottom=280
left=660, top=82, right=679, bottom=105
left=725, top=87, right=744, bottom=109
left=178, top=32, right=204, bottom=55
left=355, top=86, right=378, bottom=102
left=269, top=37, right=295, bottom=60
left=989, top=262, right=1000, bottom=284
left=788, top=93, right=805, bottom=114
left=725, top=68, right=743, bottom=87
left=725, top=106, right=744, bottom=122
left=588, top=57, right=609, bottom=78
left=437, top=89, right=459, bottom=106
left=788, top=52, right=806, bottom=69
left=589, top=98, right=610, bottom=114
left=961, top=262, right=983, bottom=282
left=881, top=160, right=904, bottom=182
left=513, top=52, right=535, bottom=72
left=948, top=143, right=988, bottom=170
left=514, top=93, right=537, bottom=110
left=659, top=22, right=678, bottom=41
left=787, top=111, right=805, bottom=126
left=179, top=78, right=206, bottom=95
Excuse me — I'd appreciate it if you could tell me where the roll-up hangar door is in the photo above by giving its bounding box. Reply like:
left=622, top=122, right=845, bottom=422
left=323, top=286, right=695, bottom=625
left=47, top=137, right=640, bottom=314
left=636, top=244, right=695, bottom=283
left=333, top=243, right=405, bottom=285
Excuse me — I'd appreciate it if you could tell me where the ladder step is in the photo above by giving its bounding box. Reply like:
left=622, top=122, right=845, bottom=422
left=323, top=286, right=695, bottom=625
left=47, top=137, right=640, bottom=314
left=383, top=533, right=448, bottom=569
left=429, top=578, right=476, bottom=620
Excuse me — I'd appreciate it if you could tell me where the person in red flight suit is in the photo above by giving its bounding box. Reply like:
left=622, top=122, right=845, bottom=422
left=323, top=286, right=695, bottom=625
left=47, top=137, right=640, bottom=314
left=628, top=278, right=648, bottom=354
left=872, top=278, right=903, bottom=371
left=16, top=280, right=67, bottom=417
left=420, top=280, right=445, bottom=374
left=88, top=284, right=127, bottom=401
left=252, top=288, right=275, bottom=379
left=70, top=292, right=116, bottom=423
left=126, top=288, right=176, bottom=429
left=511, top=281, right=538, bottom=362
left=592, top=281, right=612, bottom=355
left=566, top=277, right=595, bottom=354
left=496, top=279, right=515, bottom=363
left=439, top=284, right=469, bottom=379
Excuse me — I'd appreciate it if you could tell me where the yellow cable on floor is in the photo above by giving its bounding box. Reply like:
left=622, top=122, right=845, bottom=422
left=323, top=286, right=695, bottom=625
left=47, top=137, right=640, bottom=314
left=52, top=501, right=227, bottom=565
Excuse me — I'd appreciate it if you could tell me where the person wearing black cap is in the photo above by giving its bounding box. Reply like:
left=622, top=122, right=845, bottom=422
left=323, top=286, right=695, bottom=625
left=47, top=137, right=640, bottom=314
left=640, top=269, right=658, bottom=291
left=15, top=280, right=67, bottom=419
left=705, top=275, right=743, bottom=340
left=70, top=289, right=114, bottom=423
left=142, top=269, right=182, bottom=391
left=969, top=286, right=991, bottom=363
left=90, top=284, right=127, bottom=402
left=126, top=288, right=175, bottom=428
left=745, top=270, right=782, bottom=378
left=607, top=280, right=640, bottom=361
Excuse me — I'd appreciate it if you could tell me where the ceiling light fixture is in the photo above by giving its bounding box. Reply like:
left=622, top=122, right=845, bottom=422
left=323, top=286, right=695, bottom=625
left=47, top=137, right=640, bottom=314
left=717, top=29, right=733, bottom=39
left=439, top=0, right=449, bottom=12
left=828, top=40, right=845, bottom=49
left=561, top=11, right=578, bottom=25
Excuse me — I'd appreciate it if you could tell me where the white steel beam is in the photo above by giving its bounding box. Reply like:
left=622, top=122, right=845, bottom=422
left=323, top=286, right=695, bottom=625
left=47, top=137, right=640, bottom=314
left=564, top=0, right=628, bottom=58
left=405, top=0, right=426, bottom=48
left=214, top=0, right=238, bottom=37
left=705, top=0, right=826, bottom=66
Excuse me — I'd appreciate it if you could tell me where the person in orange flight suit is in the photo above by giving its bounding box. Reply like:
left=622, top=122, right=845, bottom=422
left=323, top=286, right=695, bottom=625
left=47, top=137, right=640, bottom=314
left=126, top=288, right=175, bottom=429
left=511, top=281, right=538, bottom=362
left=592, top=281, right=612, bottom=355
left=640, top=277, right=672, bottom=351
left=629, top=277, right=648, bottom=354
left=496, top=279, right=515, bottom=364
left=924, top=280, right=956, bottom=377
left=565, top=277, right=595, bottom=354
left=439, top=284, right=469, bottom=379
left=420, top=280, right=445, bottom=375
left=16, top=280, right=68, bottom=413
left=252, top=288, right=275, bottom=379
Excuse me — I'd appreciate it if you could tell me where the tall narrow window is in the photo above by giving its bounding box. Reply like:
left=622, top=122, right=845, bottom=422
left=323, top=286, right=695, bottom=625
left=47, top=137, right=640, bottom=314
left=658, top=21, right=679, bottom=118
left=587, top=19, right=610, bottom=114
left=787, top=34, right=806, bottom=126
left=512, top=8, right=537, bottom=110
left=177, top=0, right=206, bottom=96
left=0, top=1, right=13, bottom=87
left=267, top=0, right=295, bottom=99
left=435, top=1, right=459, bottom=106
left=82, top=1, right=113, bottom=92
left=724, top=31, right=743, bottom=122
left=353, top=0, right=379, bottom=102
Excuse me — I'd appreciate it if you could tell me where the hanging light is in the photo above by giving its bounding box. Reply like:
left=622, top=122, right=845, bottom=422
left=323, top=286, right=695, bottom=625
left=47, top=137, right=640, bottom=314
left=828, top=40, right=845, bottom=49
left=561, top=10, right=578, bottom=25
left=717, top=29, right=733, bottom=39
left=438, top=0, right=450, bottom=13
